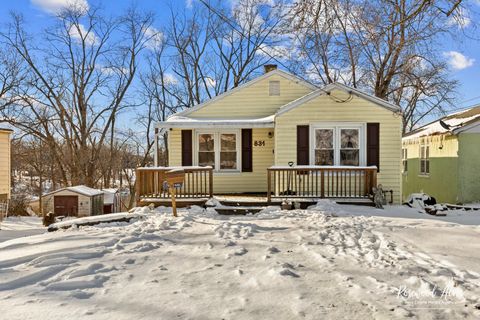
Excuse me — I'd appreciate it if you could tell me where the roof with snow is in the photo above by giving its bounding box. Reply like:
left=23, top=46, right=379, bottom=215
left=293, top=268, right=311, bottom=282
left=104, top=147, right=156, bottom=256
left=101, top=188, right=118, bottom=205
left=44, top=185, right=104, bottom=197
left=157, top=115, right=275, bottom=129
left=403, top=106, right=480, bottom=140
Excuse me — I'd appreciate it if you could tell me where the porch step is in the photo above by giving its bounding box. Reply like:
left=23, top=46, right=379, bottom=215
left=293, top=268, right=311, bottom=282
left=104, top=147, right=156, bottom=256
left=138, top=198, right=208, bottom=208
left=214, top=207, right=265, bottom=215
left=219, top=199, right=316, bottom=209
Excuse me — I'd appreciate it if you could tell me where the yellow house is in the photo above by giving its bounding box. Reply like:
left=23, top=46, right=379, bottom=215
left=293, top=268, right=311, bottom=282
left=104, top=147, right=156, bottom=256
left=152, top=67, right=402, bottom=204
left=0, top=128, right=12, bottom=201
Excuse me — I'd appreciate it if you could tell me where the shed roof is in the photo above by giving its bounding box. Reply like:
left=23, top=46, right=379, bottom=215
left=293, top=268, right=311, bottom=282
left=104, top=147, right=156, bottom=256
left=403, top=105, right=480, bottom=140
left=101, top=188, right=118, bottom=205
left=44, top=185, right=104, bottom=197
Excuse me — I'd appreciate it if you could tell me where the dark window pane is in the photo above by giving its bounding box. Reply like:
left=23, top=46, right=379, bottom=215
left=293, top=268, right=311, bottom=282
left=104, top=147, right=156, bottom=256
left=315, top=150, right=334, bottom=165
left=220, top=152, right=237, bottom=169
left=340, top=150, right=359, bottom=166
left=426, top=160, right=430, bottom=173
left=315, top=129, right=333, bottom=149
left=341, top=129, right=359, bottom=148
left=420, top=160, right=425, bottom=173
left=199, top=152, right=215, bottom=167
left=199, top=134, right=214, bottom=151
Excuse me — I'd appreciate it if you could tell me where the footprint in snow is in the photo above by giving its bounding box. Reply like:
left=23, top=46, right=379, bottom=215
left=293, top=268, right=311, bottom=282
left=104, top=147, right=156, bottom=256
left=279, top=268, right=300, bottom=278
left=268, top=246, right=280, bottom=254
left=70, top=290, right=94, bottom=299
left=234, top=247, right=248, bottom=256
left=225, top=240, right=236, bottom=247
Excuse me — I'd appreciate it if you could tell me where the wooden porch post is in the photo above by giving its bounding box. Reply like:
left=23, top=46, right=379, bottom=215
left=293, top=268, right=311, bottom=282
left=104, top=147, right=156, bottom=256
left=208, top=168, right=213, bottom=198
left=267, top=169, right=271, bottom=203
left=320, top=170, right=325, bottom=198
left=135, top=168, right=141, bottom=206
left=371, top=169, right=377, bottom=194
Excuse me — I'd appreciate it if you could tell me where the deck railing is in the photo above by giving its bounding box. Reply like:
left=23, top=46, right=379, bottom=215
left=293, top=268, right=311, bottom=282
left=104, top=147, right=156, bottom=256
left=267, top=166, right=377, bottom=202
left=136, top=166, right=213, bottom=204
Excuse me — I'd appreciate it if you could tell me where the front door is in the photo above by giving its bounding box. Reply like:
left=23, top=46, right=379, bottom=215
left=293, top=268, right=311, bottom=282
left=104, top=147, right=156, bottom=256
left=54, top=196, right=78, bottom=217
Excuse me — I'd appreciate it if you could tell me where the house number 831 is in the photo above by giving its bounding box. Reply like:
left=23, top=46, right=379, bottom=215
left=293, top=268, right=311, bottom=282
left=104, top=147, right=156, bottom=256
left=254, top=140, right=265, bottom=146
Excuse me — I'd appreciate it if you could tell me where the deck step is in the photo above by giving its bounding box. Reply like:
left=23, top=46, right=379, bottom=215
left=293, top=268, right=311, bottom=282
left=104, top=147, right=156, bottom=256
left=214, top=207, right=265, bottom=215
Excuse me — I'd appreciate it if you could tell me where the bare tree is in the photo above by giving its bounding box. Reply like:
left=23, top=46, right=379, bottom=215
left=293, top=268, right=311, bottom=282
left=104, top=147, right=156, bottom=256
left=287, top=0, right=466, bottom=132
left=0, top=5, right=155, bottom=187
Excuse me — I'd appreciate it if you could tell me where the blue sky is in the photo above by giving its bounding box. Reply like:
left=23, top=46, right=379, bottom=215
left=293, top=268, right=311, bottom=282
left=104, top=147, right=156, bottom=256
left=1, top=0, right=480, bottom=124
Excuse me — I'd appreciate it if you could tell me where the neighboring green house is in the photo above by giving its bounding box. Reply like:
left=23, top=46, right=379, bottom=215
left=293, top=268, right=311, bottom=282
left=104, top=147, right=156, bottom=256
left=402, top=106, right=480, bottom=204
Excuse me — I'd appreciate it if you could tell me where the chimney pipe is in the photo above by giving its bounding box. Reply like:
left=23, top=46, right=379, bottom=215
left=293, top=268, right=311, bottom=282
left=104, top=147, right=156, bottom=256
left=264, top=64, right=277, bottom=73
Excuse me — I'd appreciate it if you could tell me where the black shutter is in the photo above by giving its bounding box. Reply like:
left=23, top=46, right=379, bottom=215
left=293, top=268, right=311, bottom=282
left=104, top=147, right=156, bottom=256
left=297, top=125, right=309, bottom=165
left=181, top=130, right=193, bottom=166
left=241, top=129, right=253, bottom=172
left=366, top=123, right=380, bottom=172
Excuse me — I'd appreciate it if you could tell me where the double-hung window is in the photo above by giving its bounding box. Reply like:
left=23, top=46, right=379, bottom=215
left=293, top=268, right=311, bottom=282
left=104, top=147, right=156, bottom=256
left=198, top=134, right=215, bottom=167
left=311, top=124, right=365, bottom=166
left=402, top=148, right=408, bottom=173
left=419, top=144, right=429, bottom=175
left=195, top=131, right=240, bottom=171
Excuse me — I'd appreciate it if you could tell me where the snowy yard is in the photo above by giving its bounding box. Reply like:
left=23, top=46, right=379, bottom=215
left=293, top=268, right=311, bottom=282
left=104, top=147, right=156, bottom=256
left=0, top=202, right=479, bottom=319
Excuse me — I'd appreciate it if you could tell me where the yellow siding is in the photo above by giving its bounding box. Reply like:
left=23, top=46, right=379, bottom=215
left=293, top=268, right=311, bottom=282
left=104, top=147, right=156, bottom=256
left=275, top=90, right=403, bottom=203
left=188, top=74, right=313, bottom=118
left=402, top=134, right=459, bottom=158
left=0, top=131, right=11, bottom=199
left=169, top=128, right=274, bottom=193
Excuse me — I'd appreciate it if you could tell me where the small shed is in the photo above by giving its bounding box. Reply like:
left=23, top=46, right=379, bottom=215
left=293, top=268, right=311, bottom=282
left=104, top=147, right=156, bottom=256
left=42, top=185, right=104, bottom=217
left=101, top=188, right=120, bottom=214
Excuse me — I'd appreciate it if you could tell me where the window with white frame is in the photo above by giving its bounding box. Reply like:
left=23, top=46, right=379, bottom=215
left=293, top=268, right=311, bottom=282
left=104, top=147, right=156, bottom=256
left=420, top=144, right=429, bottom=175
left=402, top=148, right=408, bottom=172
left=195, top=131, right=240, bottom=171
left=314, top=129, right=334, bottom=165
left=198, top=134, right=215, bottom=167
left=220, top=134, right=237, bottom=169
left=311, top=124, right=365, bottom=166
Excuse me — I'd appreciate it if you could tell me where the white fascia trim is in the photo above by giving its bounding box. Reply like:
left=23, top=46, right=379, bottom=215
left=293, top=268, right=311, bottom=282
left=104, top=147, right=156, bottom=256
left=452, top=118, right=480, bottom=134
left=276, top=83, right=401, bottom=116
left=326, top=83, right=401, bottom=112
left=157, top=122, right=275, bottom=129
left=171, top=69, right=317, bottom=118
left=276, top=89, right=326, bottom=116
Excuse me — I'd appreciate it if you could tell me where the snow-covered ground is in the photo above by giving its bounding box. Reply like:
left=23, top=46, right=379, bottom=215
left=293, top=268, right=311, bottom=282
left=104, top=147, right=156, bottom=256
left=0, top=203, right=479, bottom=319
left=0, top=216, right=45, bottom=243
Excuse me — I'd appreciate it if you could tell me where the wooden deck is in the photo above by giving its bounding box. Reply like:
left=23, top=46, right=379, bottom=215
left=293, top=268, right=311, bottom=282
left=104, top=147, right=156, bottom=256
left=267, top=166, right=377, bottom=202
left=136, top=166, right=377, bottom=208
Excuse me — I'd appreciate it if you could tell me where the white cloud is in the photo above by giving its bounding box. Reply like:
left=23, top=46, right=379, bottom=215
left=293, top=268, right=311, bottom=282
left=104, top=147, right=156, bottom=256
left=443, top=51, right=474, bottom=70
left=31, top=0, right=89, bottom=15
left=163, top=73, right=178, bottom=85
left=204, top=77, right=216, bottom=88
left=143, top=26, right=164, bottom=50
left=447, top=7, right=471, bottom=28
left=257, top=44, right=292, bottom=59
left=68, top=23, right=98, bottom=46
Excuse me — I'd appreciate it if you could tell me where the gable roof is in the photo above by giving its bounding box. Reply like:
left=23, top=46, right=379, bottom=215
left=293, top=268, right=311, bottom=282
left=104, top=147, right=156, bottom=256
left=276, top=82, right=401, bottom=116
left=403, top=105, right=480, bottom=140
left=172, top=69, right=317, bottom=118
left=44, top=185, right=104, bottom=197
